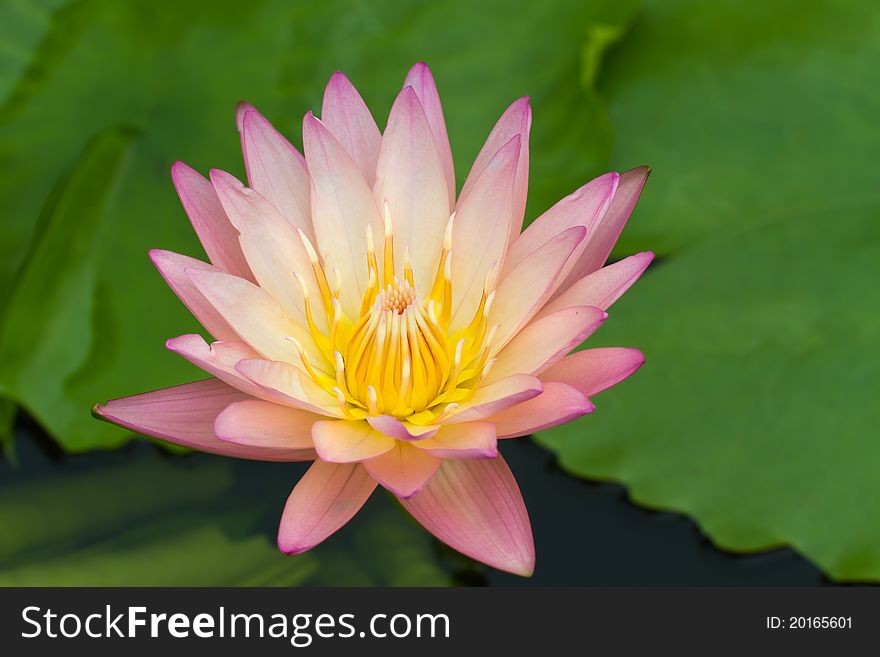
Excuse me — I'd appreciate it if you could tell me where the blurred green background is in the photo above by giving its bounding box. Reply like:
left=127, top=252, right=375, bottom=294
left=1, top=0, right=878, bottom=585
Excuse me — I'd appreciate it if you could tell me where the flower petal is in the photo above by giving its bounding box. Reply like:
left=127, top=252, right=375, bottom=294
left=366, top=415, right=440, bottom=441
left=302, top=112, right=384, bottom=315
left=374, top=86, right=451, bottom=290
left=403, top=62, right=455, bottom=207
left=444, top=374, right=543, bottom=424
left=210, top=168, right=324, bottom=330
left=490, top=382, right=594, bottom=439
left=450, top=135, right=521, bottom=331
left=311, top=420, right=395, bottom=463
left=458, top=97, right=530, bottom=245
left=235, top=358, right=342, bottom=417
left=561, top=166, right=650, bottom=285
left=487, top=306, right=607, bottom=382
left=541, top=251, right=654, bottom=316
left=321, top=72, right=382, bottom=185
left=540, top=347, right=646, bottom=397
left=277, top=460, right=377, bottom=554
left=363, top=441, right=441, bottom=498
left=171, top=162, right=254, bottom=281
left=400, top=454, right=534, bottom=576
left=165, top=333, right=269, bottom=399
left=503, top=172, right=618, bottom=277
left=149, top=249, right=237, bottom=340
left=412, top=422, right=497, bottom=459
left=238, top=106, right=313, bottom=241
left=489, top=226, right=587, bottom=351
left=93, top=379, right=311, bottom=461
left=186, top=267, right=321, bottom=366
left=214, top=399, right=318, bottom=450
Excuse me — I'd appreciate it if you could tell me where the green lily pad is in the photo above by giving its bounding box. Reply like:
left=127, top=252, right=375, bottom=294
left=0, top=0, right=637, bottom=452
left=599, top=0, right=880, bottom=257
left=535, top=0, right=880, bottom=582
left=537, top=207, right=880, bottom=581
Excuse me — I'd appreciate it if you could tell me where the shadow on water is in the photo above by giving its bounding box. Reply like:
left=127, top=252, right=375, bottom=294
left=2, top=413, right=830, bottom=586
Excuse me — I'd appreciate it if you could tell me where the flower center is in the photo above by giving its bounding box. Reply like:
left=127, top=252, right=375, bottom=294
left=291, top=207, right=498, bottom=424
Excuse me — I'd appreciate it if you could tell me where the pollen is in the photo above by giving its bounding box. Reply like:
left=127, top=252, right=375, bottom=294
left=293, top=209, right=496, bottom=423
left=378, top=280, right=416, bottom=314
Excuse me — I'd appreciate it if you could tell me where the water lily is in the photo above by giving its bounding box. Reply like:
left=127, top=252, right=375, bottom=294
left=94, top=63, right=651, bottom=576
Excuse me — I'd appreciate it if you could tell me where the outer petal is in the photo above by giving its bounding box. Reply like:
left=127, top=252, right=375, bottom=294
left=366, top=415, right=440, bottom=441
left=459, top=97, right=531, bottom=244
left=187, top=267, right=321, bottom=366
left=311, top=420, right=395, bottom=463
left=488, top=226, right=586, bottom=351
left=403, top=62, right=455, bottom=206
left=210, top=169, right=324, bottom=330
left=149, top=249, right=237, bottom=341
left=374, top=86, right=450, bottom=290
left=166, top=334, right=269, bottom=400
left=214, top=399, right=318, bottom=450
left=502, top=172, right=618, bottom=277
left=412, top=422, right=497, bottom=459
left=93, top=379, right=310, bottom=461
left=363, top=441, right=441, bottom=498
left=321, top=72, right=382, bottom=185
left=238, top=107, right=313, bottom=240
left=400, top=454, right=534, bottom=576
left=170, top=162, right=254, bottom=281
left=487, top=306, right=607, bottom=382
left=541, top=252, right=654, bottom=317
left=560, top=166, right=650, bottom=286
left=277, top=461, right=377, bottom=554
left=443, top=374, right=543, bottom=424
left=540, top=347, right=646, bottom=397
left=302, top=112, right=384, bottom=315
left=450, top=135, right=521, bottom=331
left=490, top=382, right=594, bottom=439
left=235, top=358, right=342, bottom=417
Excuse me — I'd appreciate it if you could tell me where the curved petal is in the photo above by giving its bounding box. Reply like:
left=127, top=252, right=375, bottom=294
left=374, top=86, right=450, bottom=290
left=489, top=226, right=586, bottom=351
left=92, top=379, right=311, bottom=461
left=366, top=415, right=440, bottom=441
left=214, top=399, right=318, bottom=450
left=450, top=135, right=521, bottom=331
left=412, top=422, right=497, bottom=459
left=459, top=97, right=530, bottom=244
left=443, top=374, right=542, bottom=424
left=540, top=347, right=646, bottom=397
left=165, top=333, right=271, bottom=400
left=210, top=168, right=324, bottom=330
left=503, top=172, right=618, bottom=277
left=363, top=441, right=441, bottom=498
left=149, top=249, right=237, bottom=341
left=302, top=112, right=384, bottom=315
left=311, top=420, right=395, bottom=463
left=171, top=162, right=253, bottom=281
left=400, top=454, right=534, bottom=576
left=403, top=62, right=455, bottom=206
left=187, top=267, right=322, bottom=366
left=235, top=358, right=341, bottom=417
left=490, top=382, right=593, bottom=439
left=277, top=460, right=377, bottom=554
left=541, top=251, right=654, bottom=316
left=561, top=166, right=650, bottom=285
left=238, top=107, right=313, bottom=241
left=321, top=72, right=382, bottom=185
left=488, top=306, right=606, bottom=382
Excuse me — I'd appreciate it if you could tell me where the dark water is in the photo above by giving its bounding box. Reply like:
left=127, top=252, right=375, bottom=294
left=3, top=414, right=827, bottom=586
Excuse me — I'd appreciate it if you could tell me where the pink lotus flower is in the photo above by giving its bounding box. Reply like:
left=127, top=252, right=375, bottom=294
left=94, top=63, right=651, bottom=576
